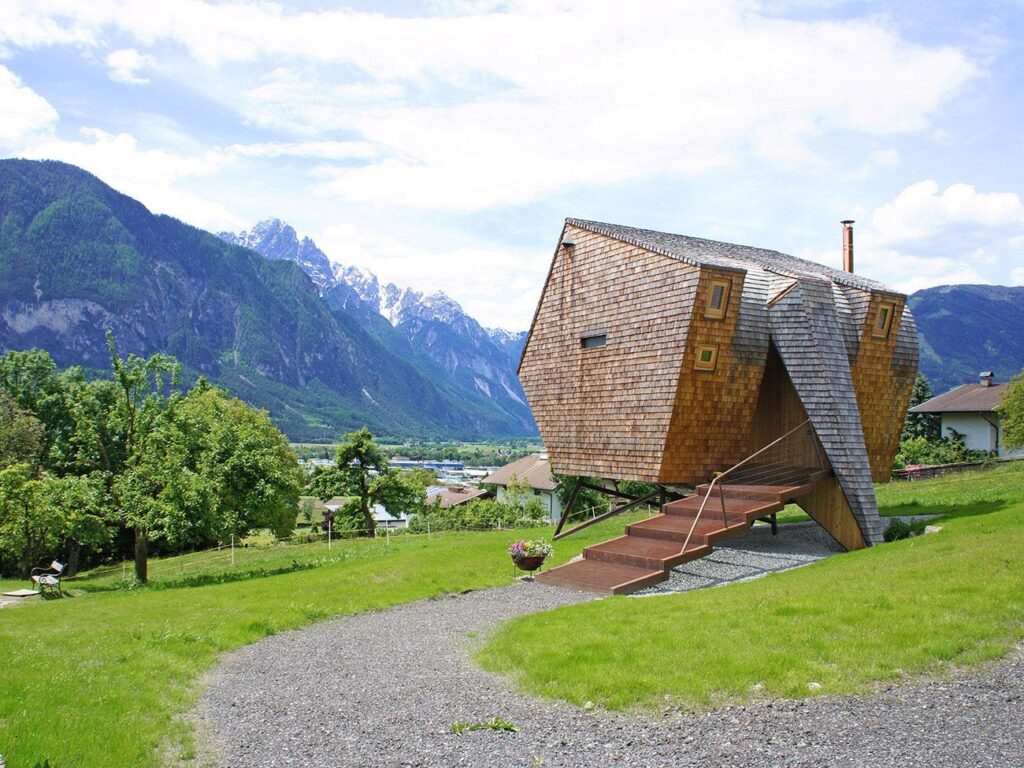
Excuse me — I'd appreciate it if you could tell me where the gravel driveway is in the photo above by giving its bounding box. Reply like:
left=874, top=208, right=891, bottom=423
left=198, top=578, right=1024, bottom=768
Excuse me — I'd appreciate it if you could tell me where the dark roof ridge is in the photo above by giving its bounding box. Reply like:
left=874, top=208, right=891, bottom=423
left=566, top=217, right=895, bottom=294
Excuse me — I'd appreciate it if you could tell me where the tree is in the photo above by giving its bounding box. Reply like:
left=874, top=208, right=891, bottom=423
left=0, top=349, right=74, bottom=468
left=0, top=390, right=46, bottom=471
left=39, top=472, right=115, bottom=577
left=115, top=378, right=303, bottom=579
left=554, top=475, right=608, bottom=521
left=105, top=332, right=181, bottom=582
left=997, top=370, right=1024, bottom=451
left=0, top=464, right=62, bottom=578
left=501, top=475, right=547, bottom=519
left=171, top=382, right=303, bottom=541
left=901, top=373, right=940, bottom=443
left=308, top=428, right=421, bottom=536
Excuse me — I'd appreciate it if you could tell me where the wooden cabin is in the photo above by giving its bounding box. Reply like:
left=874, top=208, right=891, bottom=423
left=519, top=219, right=918, bottom=594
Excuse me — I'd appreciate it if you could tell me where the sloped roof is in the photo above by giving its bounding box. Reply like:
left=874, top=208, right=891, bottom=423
left=567, top=218, right=890, bottom=293
left=425, top=486, right=491, bottom=508
left=483, top=453, right=557, bottom=491
left=909, top=382, right=1010, bottom=414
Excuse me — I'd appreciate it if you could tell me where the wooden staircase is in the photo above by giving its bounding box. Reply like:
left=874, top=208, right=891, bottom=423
left=537, top=469, right=828, bottom=594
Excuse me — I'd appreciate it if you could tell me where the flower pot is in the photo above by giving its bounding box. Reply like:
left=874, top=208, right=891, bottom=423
left=512, top=554, right=546, bottom=571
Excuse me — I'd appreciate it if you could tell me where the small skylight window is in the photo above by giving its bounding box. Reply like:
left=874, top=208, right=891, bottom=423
left=693, top=343, right=719, bottom=371
left=704, top=279, right=731, bottom=320
left=872, top=302, right=896, bottom=339
left=581, top=334, right=607, bottom=349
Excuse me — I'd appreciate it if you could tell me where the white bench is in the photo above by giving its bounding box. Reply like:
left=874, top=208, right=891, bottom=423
left=31, top=560, right=66, bottom=596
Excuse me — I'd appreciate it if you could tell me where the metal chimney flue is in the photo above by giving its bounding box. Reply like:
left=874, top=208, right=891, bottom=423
left=841, top=220, right=855, bottom=273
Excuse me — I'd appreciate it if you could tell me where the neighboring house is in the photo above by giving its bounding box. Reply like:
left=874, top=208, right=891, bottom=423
left=909, top=372, right=1023, bottom=458
left=321, top=496, right=408, bottom=529
left=425, top=485, right=492, bottom=509
left=483, top=453, right=562, bottom=521
left=372, top=504, right=408, bottom=529
left=518, top=218, right=918, bottom=593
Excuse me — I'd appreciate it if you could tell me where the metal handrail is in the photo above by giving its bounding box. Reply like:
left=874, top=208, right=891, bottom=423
left=680, top=419, right=818, bottom=554
left=552, top=490, right=663, bottom=541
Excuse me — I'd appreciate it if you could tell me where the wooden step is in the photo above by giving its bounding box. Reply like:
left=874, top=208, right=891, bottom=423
left=536, top=559, right=665, bottom=595
left=695, top=469, right=829, bottom=503
left=663, top=495, right=781, bottom=521
left=584, top=535, right=710, bottom=570
left=628, top=513, right=735, bottom=544
left=536, top=465, right=830, bottom=595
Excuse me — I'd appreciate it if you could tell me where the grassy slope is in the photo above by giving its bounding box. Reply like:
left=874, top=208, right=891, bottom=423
left=0, top=518, right=639, bottom=768
left=477, top=464, right=1024, bottom=711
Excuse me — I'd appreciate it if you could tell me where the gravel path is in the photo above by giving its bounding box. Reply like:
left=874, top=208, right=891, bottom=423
left=198, top=578, right=1024, bottom=768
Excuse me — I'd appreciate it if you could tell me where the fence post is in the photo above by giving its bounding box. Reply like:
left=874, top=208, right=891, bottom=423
left=328, top=519, right=332, bottom=551
left=231, top=535, right=235, bottom=567
left=386, top=525, right=390, bottom=547
left=427, top=521, right=431, bottom=539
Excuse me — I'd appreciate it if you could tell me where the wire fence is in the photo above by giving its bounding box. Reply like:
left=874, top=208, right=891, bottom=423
left=71, top=519, right=572, bottom=585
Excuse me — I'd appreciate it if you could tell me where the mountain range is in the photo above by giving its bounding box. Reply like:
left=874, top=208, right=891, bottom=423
left=1, top=158, right=1022, bottom=442
left=0, top=159, right=534, bottom=441
left=909, top=284, right=1024, bottom=395
left=218, top=219, right=532, bottom=431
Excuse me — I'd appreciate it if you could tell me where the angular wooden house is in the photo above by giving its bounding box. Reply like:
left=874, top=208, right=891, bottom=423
left=520, top=219, right=918, bottom=594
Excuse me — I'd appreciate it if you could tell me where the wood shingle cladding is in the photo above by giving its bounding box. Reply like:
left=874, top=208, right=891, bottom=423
left=520, top=219, right=919, bottom=549
left=518, top=225, right=704, bottom=480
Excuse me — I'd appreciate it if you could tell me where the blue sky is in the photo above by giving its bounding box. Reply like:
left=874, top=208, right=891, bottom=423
left=2, top=0, right=1023, bottom=330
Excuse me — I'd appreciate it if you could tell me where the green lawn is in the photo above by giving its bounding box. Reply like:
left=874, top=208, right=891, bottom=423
left=0, top=516, right=641, bottom=768
left=476, top=463, right=1024, bottom=711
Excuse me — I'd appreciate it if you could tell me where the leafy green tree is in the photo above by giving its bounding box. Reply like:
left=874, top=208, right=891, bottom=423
left=39, top=472, right=115, bottom=577
left=308, top=428, right=421, bottom=536
left=0, top=390, right=46, bottom=471
left=501, top=475, right=547, bottom=519
left=554, top=475, right=608, bottom=521
left=116, top=378, right=303, bottom=579
left=172, top=382, right=303, bottom=541
left=0, top=349, right=74, bottom=467
left=997, top=370, right=1024, bottom=451
left=104, top=332, right=181, bottom=582
left=901, top=372, right=940, bottom=442
left=0, top=464, right=61, bottom=578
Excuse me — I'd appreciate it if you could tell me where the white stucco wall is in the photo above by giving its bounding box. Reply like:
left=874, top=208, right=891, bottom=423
left=941, top=412, right=1024, bottom=458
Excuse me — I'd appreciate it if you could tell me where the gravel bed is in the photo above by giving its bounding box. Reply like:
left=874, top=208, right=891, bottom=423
left=198, top=577, right=1023, bottom=768
left=634, top=520, right=843, bottom=595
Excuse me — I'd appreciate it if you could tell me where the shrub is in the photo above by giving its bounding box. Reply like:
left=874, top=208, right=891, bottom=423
left=884, top=518, right=928, bottom=542
left=408, top=497, right=546, bottom=533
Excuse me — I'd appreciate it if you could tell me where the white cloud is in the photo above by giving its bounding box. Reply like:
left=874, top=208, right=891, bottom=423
left=2, top=1, right=979, bottom=211
left=0, top=65, right=58, bottom=143
left=824, top=180, right=1024, bottom=294
left=105, top=48, right=154, bottom=85
left=228, top=140, right=377, bottom=162
left=1012, top=267, right=1024, bottom=285
left=21, top=129, right=245, bottom=231
left=871, top=180, right=1024, bottom=244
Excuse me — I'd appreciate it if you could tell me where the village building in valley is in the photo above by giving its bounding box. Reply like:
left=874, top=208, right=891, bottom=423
left=909, top=372, right=1024, bottom=459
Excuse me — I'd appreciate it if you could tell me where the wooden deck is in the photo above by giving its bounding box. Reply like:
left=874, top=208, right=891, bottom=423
left=537, top=470, right=828, bottom=595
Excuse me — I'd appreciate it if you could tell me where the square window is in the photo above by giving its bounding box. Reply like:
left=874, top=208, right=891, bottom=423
left=704, top=279, right=731, bottom=320
left=872, top=302, right=896, bottom=339
left=694, top=343, right=719, bottom=371
left=581, top=334, right=606, bottom=349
